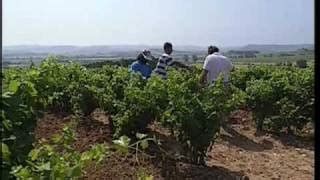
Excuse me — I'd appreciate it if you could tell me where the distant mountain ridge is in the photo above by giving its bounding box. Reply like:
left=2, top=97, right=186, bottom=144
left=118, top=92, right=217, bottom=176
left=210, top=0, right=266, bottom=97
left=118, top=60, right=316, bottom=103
left=3, top=45, right=208, bottom=59
left=3, top=45, right=206, bottom=54
left=238, top=44, right=314, bottom=53
left=2, top=44, right=314, bottom=60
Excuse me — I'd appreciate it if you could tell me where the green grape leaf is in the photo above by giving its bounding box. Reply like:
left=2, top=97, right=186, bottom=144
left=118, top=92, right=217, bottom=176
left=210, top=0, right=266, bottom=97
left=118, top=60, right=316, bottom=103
left=8, top=80, right=21, bottom=93
left=1, top=143, right=11, bottom=161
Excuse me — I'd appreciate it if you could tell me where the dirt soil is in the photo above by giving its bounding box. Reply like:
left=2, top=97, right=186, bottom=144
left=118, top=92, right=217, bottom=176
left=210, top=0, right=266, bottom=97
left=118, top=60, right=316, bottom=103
left=35, top=109, right=314, bottom=180
left=207, top=110, right=314, bottom=180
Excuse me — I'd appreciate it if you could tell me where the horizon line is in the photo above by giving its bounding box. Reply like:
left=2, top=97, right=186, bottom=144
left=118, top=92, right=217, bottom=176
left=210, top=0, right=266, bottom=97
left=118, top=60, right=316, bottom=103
left=2, top=42, right=314, bottom=47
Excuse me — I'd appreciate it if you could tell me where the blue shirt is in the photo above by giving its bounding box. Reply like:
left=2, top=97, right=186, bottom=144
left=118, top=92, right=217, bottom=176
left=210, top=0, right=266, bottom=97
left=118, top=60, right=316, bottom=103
left=130, top=61, right=152, bottom=79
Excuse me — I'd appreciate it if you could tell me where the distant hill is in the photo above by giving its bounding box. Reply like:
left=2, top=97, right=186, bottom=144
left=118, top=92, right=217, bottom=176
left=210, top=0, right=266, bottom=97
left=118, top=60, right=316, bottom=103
left=2, top=44, right=314, bottom=62
left=237, top=44, right=314, bottom=53
left=2, top=45, right=207, bottom=62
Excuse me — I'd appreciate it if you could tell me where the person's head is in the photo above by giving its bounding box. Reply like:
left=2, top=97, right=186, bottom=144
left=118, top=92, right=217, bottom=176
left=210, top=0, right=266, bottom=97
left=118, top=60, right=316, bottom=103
left=137, top=53, right=147, bottom=64
left=163, top=42, right=173, bottom=55
left=142, top=49, right=151, bottom=57
left=208, top=45, right=219, bottom=55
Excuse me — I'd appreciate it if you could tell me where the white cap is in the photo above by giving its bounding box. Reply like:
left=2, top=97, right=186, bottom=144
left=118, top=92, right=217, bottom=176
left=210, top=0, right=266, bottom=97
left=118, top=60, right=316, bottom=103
left=142, top=49, right=152, bottom=60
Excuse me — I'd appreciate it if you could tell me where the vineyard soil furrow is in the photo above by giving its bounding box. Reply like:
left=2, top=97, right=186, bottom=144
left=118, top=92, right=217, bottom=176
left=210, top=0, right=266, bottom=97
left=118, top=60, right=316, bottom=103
left=33, top=109, right=313, bottom=179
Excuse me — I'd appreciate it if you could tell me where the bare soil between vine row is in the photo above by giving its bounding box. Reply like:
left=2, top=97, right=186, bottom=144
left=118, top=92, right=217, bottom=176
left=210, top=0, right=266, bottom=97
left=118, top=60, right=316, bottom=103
left=35, top=109, right=314, bottom=180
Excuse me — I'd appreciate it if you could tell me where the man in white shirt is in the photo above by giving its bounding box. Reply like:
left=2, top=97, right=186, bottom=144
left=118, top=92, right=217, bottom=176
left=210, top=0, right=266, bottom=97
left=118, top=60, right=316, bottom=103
left=199, top=46, right=234, bottom=86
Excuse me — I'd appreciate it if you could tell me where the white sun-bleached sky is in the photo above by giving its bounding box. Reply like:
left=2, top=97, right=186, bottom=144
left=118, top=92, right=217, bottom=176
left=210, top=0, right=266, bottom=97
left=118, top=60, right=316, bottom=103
left=2, top=0, right=314, bottom=46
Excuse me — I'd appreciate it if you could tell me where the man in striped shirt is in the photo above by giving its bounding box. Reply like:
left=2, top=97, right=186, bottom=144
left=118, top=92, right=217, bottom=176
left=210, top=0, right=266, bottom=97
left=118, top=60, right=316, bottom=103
left=154, top=42, right=191, bottom=79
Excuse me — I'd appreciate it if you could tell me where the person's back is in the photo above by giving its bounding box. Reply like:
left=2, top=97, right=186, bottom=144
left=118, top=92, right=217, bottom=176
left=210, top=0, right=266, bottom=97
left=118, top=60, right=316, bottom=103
left=200, top=46, right=233, bottom=86
left=130, top=52, right=152, bottom=79
left=204, top=52, right=233, bottom=84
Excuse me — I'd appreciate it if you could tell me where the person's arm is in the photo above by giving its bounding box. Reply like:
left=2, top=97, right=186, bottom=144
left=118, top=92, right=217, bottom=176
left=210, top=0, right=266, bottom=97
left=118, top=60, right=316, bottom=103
left=166, top=57, right=191, bottom=70
left=199, top=57, right=210, bottom=86
left=142, top=50, right=158, bottom=63
left=172, top=61, right=192, bottom=70
left=229, top=60, right=235, bottom=72
left=231, top=65, right=235, bottom=72
left=199, top=69, right=208, bottom=86
left=150, top=55, right=158, bottom=62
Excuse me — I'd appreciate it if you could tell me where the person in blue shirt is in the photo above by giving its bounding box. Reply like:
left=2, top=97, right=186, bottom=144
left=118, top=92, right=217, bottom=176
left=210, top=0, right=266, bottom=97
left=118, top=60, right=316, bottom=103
left=130, top=50, right=155, bottom=79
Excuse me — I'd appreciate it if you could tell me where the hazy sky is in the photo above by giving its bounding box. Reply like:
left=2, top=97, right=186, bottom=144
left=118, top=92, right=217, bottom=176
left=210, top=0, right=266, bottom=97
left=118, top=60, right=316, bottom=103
left=3, top=0, right=314, bottom=46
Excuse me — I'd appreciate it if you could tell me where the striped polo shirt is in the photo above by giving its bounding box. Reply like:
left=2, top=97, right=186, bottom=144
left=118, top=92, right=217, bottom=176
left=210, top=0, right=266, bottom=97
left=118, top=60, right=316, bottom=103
left=154, top=53, right=174, bottom=79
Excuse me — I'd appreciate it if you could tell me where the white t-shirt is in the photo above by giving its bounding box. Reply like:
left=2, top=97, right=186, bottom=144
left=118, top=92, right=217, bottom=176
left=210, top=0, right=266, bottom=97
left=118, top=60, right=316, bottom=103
left=203, top=52, right=233, bottom=84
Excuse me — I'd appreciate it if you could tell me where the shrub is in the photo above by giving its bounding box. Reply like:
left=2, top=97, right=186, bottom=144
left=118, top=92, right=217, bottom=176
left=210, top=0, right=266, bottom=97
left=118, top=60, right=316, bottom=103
left=11, top=126, right=107, bottom=179
left=296, top=59, right=307, bottom=68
